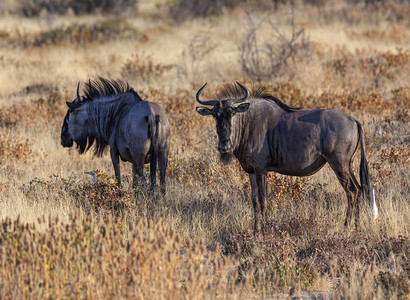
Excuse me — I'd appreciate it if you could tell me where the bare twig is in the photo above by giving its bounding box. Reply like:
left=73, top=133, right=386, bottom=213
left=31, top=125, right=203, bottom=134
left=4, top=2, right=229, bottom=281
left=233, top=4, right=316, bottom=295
left=239, top=8, right=313, bottom=80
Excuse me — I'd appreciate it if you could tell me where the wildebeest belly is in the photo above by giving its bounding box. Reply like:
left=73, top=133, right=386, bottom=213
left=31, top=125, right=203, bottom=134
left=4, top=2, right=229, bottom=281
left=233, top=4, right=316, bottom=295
left=266, top=120, right=327, bottom=176
left=118, top=147, right=133, bottom=162
left=118, top=147, right=150, bottom=164
left=268, top=155, right=327, bottom=176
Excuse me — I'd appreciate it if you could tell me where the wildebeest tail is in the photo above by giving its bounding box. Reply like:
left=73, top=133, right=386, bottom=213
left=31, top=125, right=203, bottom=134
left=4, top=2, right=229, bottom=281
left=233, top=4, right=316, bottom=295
left=146, top=115, right=160, bottom=188
left=356, top=121, right=372, bottom=204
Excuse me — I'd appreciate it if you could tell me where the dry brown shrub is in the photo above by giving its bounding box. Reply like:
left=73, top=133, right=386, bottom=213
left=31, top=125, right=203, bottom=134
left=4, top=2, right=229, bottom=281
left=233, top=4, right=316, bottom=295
left=15, top=0, right=138, bottom=17
left=305, top=89, right=394, bottom=115
left=270, top=82, right=306, bottom=107
left=268, top=173, right=307, bottom=209
left=318, top=0, right=409, bottom=25
left=225, top=211, right=409, bottom=296
left=391, top=86, right=410, bottom=111
left=122, top=53, right=174, bottom=83
left=21, top=173, right=137, bottom=216
left=370, top=145, right=410, bottom=183
left=379, top=146, right=410, bottom=165
left=73, top=171, right=136, bottom=215
left=0, top=130, right=31, bottom=163
left=31, top=93, right=67, bottom=121
left=17, top=17, right=144, bottom=48
left=347, top=26, right=408, bottom=43
left=0, top=109, right=18, bottom=128
left=168, top=0, right=248, bottom=22
left=0, top=91, right=68, bottom=130
left=325, top=48, right=409, bottom=90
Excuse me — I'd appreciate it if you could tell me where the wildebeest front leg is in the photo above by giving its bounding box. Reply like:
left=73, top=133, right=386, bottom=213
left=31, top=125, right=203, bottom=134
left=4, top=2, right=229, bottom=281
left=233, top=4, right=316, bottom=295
left=249, top=174, right=261, bottom=232
left=249, top=173, right=267, bottom=232
left=110, top=148, right=121, bottom=187
left=256, top=173, right=268, bottom=230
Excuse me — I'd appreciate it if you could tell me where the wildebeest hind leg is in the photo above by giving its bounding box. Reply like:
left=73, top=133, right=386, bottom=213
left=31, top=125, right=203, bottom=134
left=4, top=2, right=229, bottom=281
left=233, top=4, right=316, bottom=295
left=149, top=152, right=157, bottom=192
left=327, top=158, right=360, bottom=227
left=158, top=152, right=168, bottom=195
left=132, top=157, right=146, bottom=194
left=349, top=167, right=361, bottom=227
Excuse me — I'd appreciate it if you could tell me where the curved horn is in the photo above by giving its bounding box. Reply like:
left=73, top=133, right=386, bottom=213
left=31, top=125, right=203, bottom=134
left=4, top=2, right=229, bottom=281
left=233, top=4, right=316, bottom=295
left=195, top=83, right=218, bottom=106
left=230, top=81, right=250, bottom=104
left=76, top=81, right=82, bottom=101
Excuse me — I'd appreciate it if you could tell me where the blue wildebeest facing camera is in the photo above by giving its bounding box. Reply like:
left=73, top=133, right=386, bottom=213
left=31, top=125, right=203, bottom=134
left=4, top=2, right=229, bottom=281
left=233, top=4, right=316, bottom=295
left=61, top=77, right=170, bottom=195
left=196, top=82, right=377, bottom=232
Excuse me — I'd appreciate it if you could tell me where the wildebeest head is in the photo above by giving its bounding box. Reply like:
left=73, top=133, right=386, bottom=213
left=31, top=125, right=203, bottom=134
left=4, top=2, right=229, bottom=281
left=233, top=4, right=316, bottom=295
left=61, top=82, right=92, bottom=153
left=195, top=82, right=250, bottom=162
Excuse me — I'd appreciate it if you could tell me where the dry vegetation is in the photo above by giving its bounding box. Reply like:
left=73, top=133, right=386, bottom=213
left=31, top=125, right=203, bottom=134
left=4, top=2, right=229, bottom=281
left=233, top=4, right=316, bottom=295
left=0, top=0, right=409, bottom=298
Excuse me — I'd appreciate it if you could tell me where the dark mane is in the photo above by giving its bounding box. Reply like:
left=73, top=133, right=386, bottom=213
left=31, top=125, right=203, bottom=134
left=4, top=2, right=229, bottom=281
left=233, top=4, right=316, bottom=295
left=74, top=77, right=144, bottom=157
left=83, top=77, right=142, bottom=101
left=217, top=83, right=300, bottom=112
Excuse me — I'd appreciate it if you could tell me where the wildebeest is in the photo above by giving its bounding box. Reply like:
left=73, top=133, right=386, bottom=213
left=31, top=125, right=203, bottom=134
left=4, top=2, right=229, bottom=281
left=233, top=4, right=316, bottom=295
left=61, top=77, right=170, bottom=194
left=196, top=82, right=377, bottom=231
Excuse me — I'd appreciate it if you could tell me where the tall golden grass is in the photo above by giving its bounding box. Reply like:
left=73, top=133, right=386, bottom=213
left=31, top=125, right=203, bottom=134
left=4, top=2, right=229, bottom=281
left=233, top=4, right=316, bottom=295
left=0, top=0, right=409, bottom=298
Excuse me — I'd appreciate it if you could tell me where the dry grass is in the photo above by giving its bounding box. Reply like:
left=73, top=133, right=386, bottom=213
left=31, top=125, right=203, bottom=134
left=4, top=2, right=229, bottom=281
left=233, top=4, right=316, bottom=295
left=0, top=0, right=409, bottom=298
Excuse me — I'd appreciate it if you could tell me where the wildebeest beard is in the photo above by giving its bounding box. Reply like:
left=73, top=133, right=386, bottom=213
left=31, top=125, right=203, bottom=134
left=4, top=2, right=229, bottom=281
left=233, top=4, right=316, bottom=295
left=219, top=152, right=233, bottom=164
left=75, top=135, right=95, bottom=154
left=75, top=134, right=108, bottom=156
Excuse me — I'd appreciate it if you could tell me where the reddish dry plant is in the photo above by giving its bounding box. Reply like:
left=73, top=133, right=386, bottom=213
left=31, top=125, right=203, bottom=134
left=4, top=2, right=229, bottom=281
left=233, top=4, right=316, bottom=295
left=22, top=174, right=136, bottom=216
left=371, top=146, right=410, bottom=183
left=225, top=212, right=409, bottom=296
left=0, top=91, right=68, bottom=128
left=0, top=131, right=31, bottom=163
left=122, top=54, right=174, bottom=82
left=268, top=173, right=307, bottom=209
left=14, top=18, right=144, bottom=48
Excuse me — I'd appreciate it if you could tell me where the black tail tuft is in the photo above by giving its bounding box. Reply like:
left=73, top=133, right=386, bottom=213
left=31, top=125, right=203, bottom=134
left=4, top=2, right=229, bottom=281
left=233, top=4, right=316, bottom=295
left=147, top=115, right=160, bottom=190
left=357, top=121, right=372, bottom=204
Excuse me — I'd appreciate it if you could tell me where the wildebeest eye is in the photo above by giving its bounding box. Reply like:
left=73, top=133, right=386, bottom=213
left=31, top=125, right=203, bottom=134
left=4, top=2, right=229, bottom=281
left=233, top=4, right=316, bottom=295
left=226, top=107, right=234, bottom=114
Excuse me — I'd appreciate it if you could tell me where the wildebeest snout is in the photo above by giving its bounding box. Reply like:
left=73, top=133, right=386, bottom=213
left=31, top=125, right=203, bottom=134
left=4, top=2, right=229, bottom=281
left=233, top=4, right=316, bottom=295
left=61, top=136, right=73, bottom=147
left=218, top=141, right=232, bottom=153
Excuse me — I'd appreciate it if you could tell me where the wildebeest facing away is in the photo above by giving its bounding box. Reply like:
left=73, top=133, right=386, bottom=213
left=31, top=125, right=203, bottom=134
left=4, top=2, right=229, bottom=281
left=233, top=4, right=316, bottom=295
left=61, top=77, right=170, bottom=195
left=196, top=82, right=377, bottom=231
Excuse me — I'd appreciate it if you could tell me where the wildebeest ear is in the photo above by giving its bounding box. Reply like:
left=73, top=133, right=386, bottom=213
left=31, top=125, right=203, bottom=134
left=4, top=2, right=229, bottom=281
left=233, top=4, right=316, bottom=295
left=234, top=103, right=250, bottom=113
left=196, top=107, right=213, bottom=116
left=66, top=101, right=80, bottom=109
